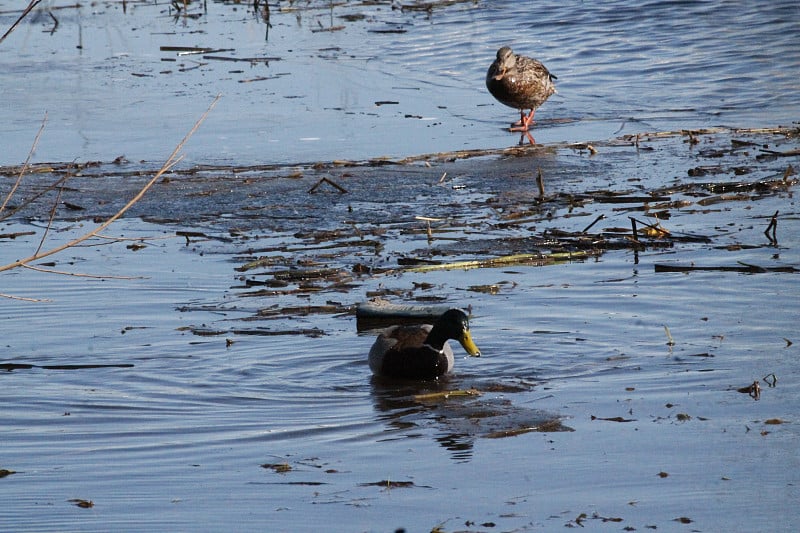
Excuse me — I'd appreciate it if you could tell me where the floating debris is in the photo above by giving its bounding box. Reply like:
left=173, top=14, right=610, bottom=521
left=359, top=480, right=416, bottom=489
left=69, top=499, right=94, bottom=509
left=591, top=415, right=636, bottom=422
left=737, top=381, right=761, bottom=400
left=413, top=388, right=482, bottom=402
left=261, top=463, right=292, bottom=474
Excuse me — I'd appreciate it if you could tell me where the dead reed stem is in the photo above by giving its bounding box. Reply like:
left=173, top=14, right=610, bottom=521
left=0, top=0, right=42, bottom=45
left=0, top=112, right=47, bottom=216
left=35, top=177, right=64, bottom=256
left=536, top=167, right=545, bottom=200
left=0, top=94, right=220, bottom=276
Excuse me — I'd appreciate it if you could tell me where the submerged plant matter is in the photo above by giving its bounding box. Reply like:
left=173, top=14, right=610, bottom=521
left=1, top=126, right=797, bottom=317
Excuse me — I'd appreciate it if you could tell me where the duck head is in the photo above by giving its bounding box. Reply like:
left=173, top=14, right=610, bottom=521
left=432, top=308, right=481, bottom=357
left=492, top=46, right=517, bottom=81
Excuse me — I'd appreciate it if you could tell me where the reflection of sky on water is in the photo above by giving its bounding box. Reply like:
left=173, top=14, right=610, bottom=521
left=2, top=1, right=799, bottom=165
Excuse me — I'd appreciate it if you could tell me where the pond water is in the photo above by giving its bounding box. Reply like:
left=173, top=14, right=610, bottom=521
left=2, top=0, right=799, bottom=165
left=1, top=1, right=800, bottom=531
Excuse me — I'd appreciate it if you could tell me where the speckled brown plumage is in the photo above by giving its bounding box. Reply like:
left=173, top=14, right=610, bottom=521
left=486, top=46, right=557, bottom=132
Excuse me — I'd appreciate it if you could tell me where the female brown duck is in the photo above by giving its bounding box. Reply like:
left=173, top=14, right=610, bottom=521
left=368, top=308, right=481, bottom=380
left=486, top=46, right=557, bottom=132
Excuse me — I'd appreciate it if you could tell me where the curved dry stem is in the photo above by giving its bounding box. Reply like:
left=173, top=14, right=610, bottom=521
left=0, top=0, right=42, bottom=45
left=0, top=94, right=221, bottom=275
left=0, top=111, right=47, bottom=217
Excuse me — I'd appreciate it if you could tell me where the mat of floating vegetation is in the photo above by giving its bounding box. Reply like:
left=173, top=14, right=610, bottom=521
left=2, top=126, right=797, bottom=328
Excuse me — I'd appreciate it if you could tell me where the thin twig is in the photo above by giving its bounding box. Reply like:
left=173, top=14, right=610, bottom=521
left=0, top=173, right=71, bottom=223
left=0, top=94, right=221, bottom=275
left=1, top=112, right=47, bottom=216
left=35, top=180, right=64, bottom=256
left=308, top=176, right=347, bottom=193
left=0, top=0, right=42, bottom=45
left=21, top=263, right=147, bottom=280
left=581, top=214, right=605, bottom=234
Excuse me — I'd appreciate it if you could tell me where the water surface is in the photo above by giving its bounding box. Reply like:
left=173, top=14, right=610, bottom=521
left=1, top=1, right=799, bottom=531
left=1, top=0, right=798, bottom=165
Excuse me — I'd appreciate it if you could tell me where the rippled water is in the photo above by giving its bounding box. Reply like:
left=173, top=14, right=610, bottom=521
left=1, top=0, right=798, bottom=164
left=2, top=1, right=800, bottom=531
left=3, top=129, right=800, bottom=530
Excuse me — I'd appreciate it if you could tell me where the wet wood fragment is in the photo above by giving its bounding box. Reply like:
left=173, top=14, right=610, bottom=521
left=629, top=218, right=642, bottom=262
left=230, top=327, right=325, bottom=337
left=655, top=263, right=799, bottom=274
left=359, top=480, right=415, bottom=489
left=467, top=284, right=501, bottom=294
left=413, top=388, right=482, bottom=402
left=697, top=193, right=751, bottom=205
left=580, top=214, right=605, bottom=233
left=62, top=201, right=84, bottom=211
left=308, top=177, right=347, bottom=193
left=591, top=415, right=636, bottom=422
left=757, top=148, right=800, bottom=158
left=0, top=363, right=133, bottom=371
left=69, top=499, right=94, bottom=508
left=311, top=25, right=345, bottom=33
left=402, top=251, right=588, bottom=273
left=367, top=28, right=407, bottom=34
left=0, top=231, right=36, bottom=239
left=763, top=373, right=778, bottom=387
left=484, top=427, right=538, bottom=438
left=597, top=195, right=672, bottom=204
left=261, top=462, right=292, bottom=473
left=255, top=304, right=347, bottom=318
left=238, top=75, right=287, bottom=83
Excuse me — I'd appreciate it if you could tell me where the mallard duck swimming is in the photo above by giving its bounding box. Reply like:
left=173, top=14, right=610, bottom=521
left=368, top=308, right=481, bottom=380
left=486, top=46, right=557, bottom=132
